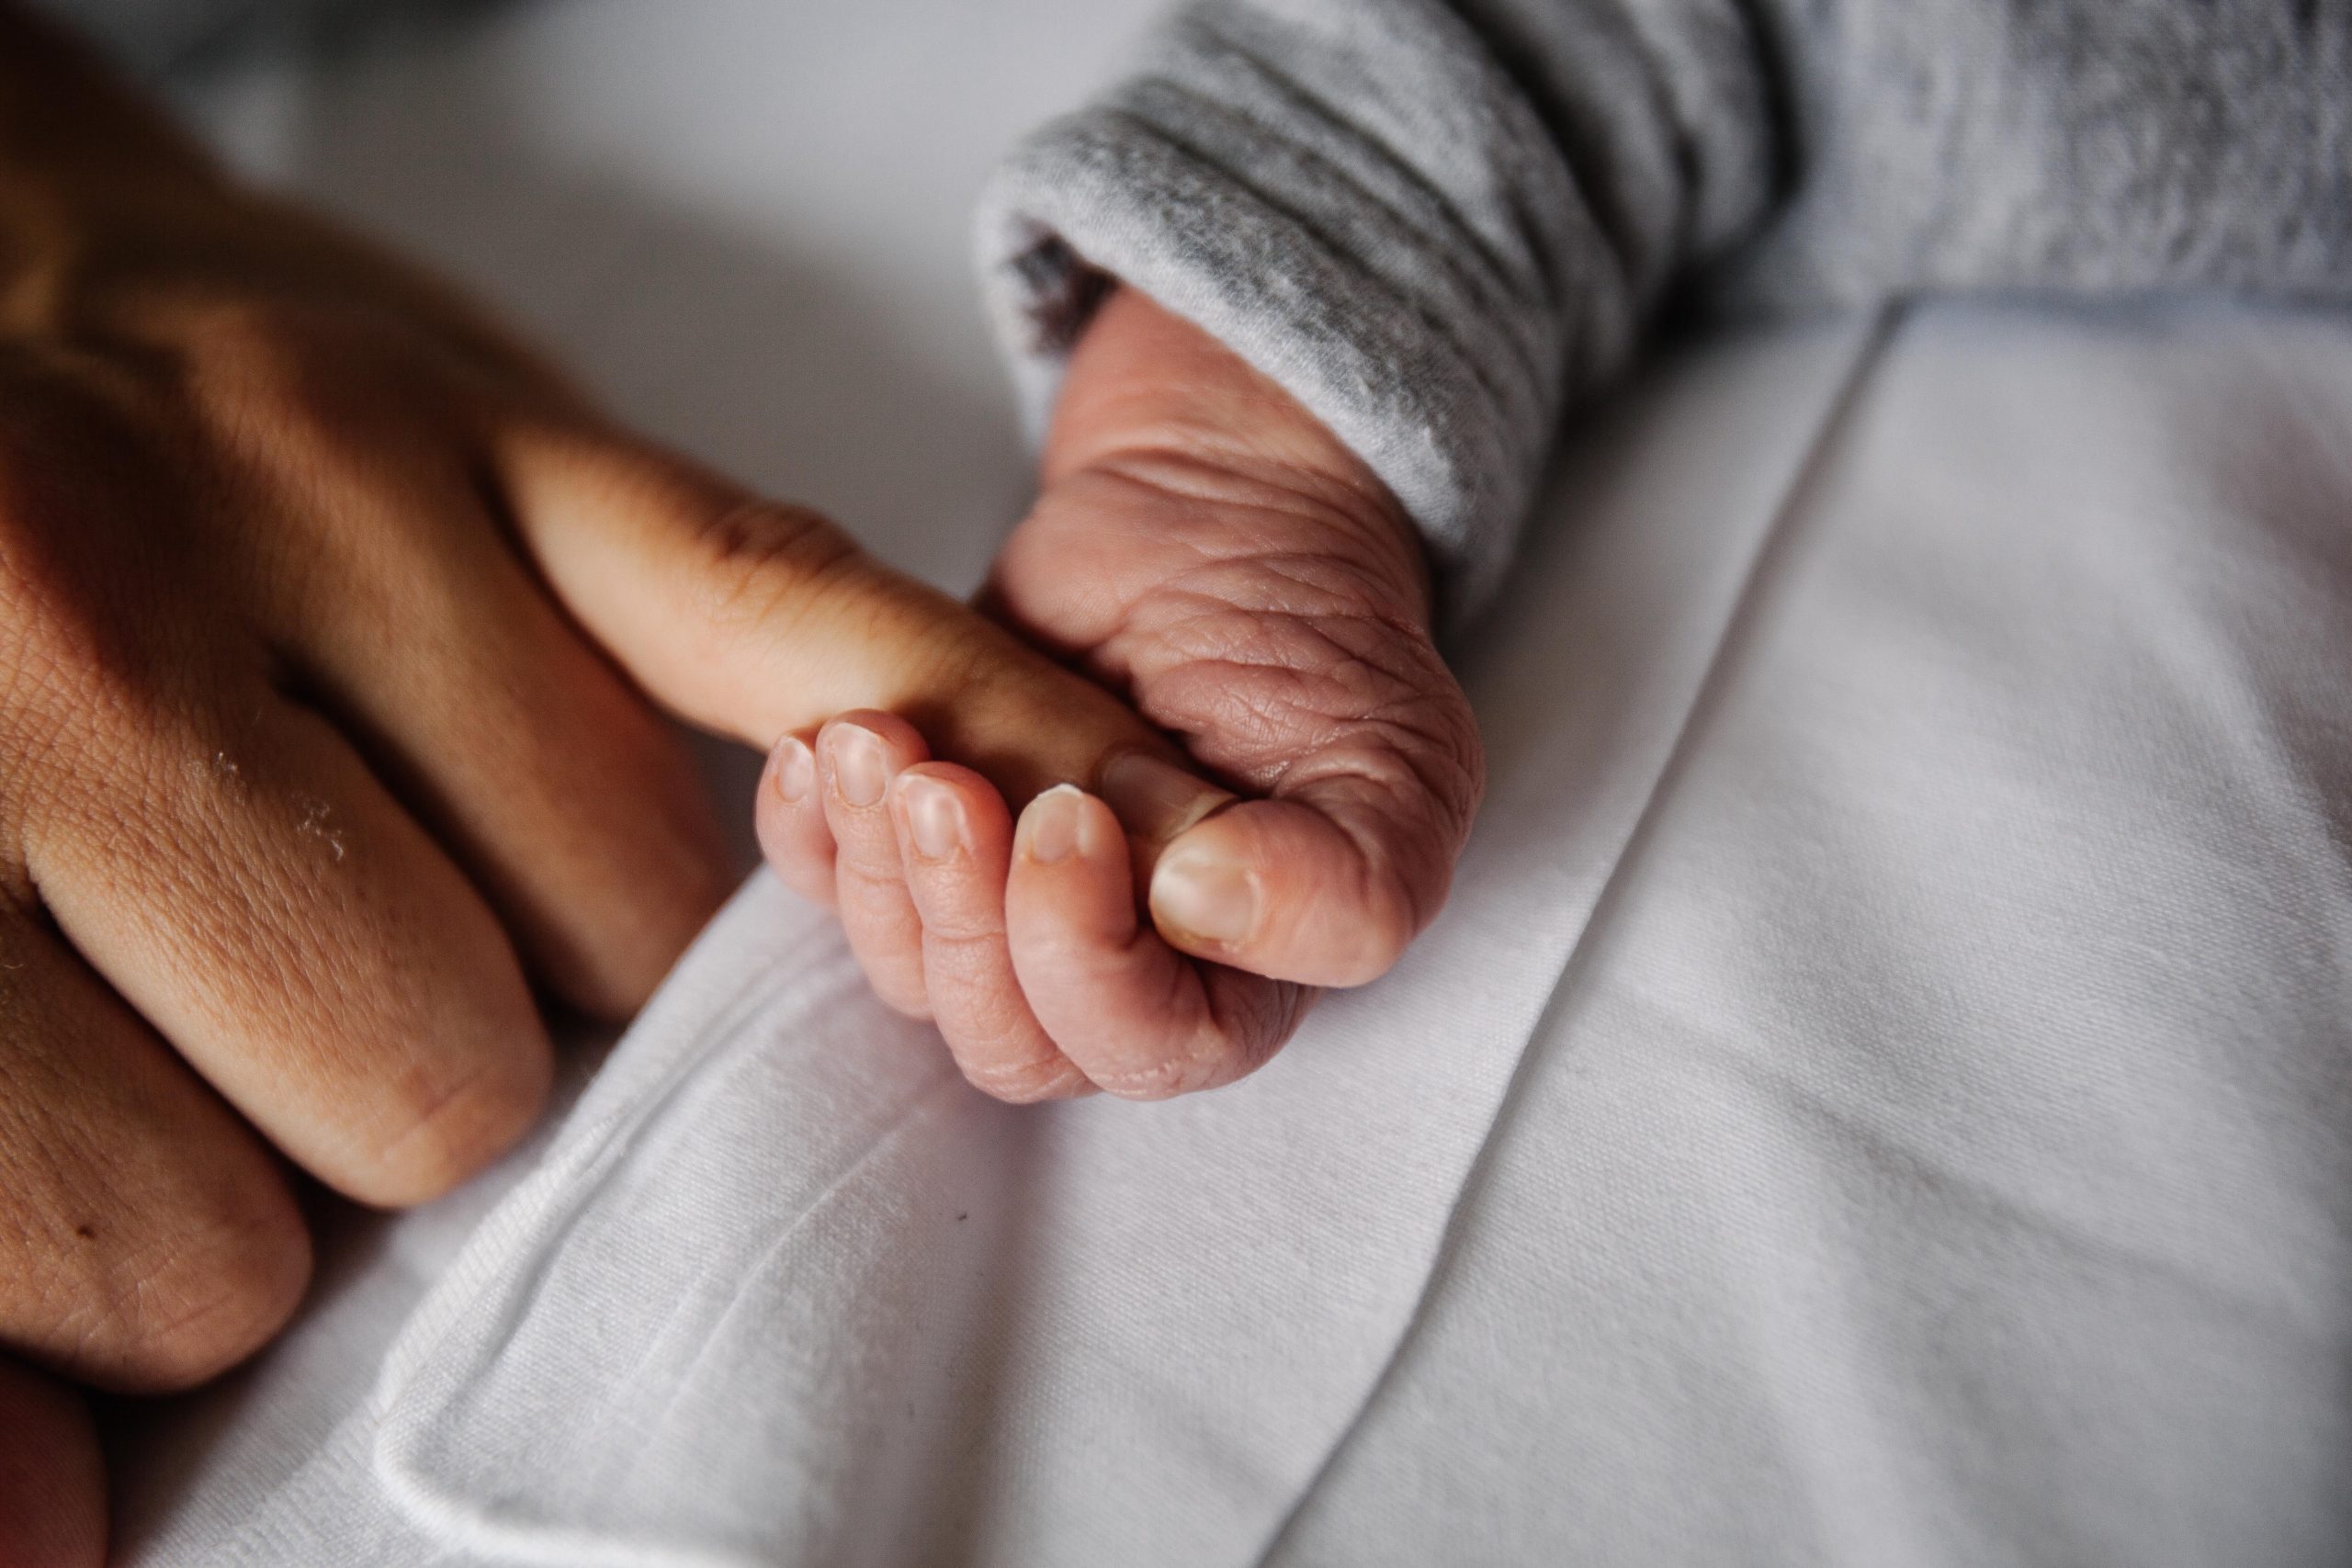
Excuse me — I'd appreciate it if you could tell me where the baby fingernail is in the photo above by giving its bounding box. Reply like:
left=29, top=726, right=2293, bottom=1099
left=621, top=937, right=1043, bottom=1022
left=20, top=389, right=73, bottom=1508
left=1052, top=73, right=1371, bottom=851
left=1100, top=750, right=1229, bottom=840
left=900, top=776, right=965, bottom=861
left=1023, top=784, right=1088, bottom=864
left=1152, top=844, right=1259, bottom=946
left=832, top=725, right=888, bottom=807
left=773, top=737, right=816, bottom=803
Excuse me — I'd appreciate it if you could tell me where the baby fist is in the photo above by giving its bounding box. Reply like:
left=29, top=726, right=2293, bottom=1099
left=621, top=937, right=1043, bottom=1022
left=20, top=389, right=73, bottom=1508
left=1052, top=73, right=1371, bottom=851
left=993, top=286, right=1485, bottom=989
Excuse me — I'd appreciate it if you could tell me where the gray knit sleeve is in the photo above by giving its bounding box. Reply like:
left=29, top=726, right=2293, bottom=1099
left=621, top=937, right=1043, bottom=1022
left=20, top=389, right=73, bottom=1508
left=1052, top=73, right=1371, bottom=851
left=975, top=0, right=1779, bottom=621
left=978, top=0, right=2352, bottom=622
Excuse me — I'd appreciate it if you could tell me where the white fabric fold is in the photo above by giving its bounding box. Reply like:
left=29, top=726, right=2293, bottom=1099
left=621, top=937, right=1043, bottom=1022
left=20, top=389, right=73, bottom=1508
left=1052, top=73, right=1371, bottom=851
left=1269, top=299, right=2352, bottom=1568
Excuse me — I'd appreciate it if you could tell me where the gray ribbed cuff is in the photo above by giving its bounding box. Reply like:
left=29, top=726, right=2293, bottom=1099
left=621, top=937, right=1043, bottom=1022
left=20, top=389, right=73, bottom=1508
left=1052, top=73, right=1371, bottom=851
left=977, top=99, right=1594, bottom=626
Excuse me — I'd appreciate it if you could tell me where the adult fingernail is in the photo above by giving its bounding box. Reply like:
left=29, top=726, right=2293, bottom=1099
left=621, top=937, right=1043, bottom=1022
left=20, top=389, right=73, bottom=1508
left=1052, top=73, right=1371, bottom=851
left=899, top=775, right=965, bottom=861
left=1099, top=750, right=1230, bottom=841
left=1023, top=784, right=1088, bottom=864
left=832, top=725, right=888, bottom=807
left=1151, top=842, right=1259, bottom=946
left=772, top=737, right=816, bottom=804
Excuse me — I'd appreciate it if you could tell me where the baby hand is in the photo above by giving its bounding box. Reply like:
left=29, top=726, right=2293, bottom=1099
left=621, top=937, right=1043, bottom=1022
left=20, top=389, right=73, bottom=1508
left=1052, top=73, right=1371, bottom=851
left=759, top=288, right=1483, bottom=1100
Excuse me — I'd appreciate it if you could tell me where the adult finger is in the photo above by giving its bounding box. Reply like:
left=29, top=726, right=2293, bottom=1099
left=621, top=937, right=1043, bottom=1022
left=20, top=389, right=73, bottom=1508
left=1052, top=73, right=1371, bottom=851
left=889, top=764, right=1087, bottom=1102
left=1004, top=786, right=1308, bottom=1100
left=22, top=688, right=550, bottom=1208
left=492, top=428, right=1225, bottom=810
left=193, top=325, right=734, bottom=1021
left=0, top=1359, right=104, bottom=1568
left=0, top=911, right=308, bottom=1393
left=264, top=474, right=733, bottom=1019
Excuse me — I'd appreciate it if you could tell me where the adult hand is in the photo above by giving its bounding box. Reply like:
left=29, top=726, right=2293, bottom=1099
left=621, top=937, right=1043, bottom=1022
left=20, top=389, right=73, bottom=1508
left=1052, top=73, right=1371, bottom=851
left=0, top=10, right=1204, bottom=1557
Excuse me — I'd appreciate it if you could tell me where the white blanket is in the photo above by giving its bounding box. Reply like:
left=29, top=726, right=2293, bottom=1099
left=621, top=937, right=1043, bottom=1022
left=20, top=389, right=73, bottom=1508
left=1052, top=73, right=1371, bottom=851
left=114, top=5, right=2352, bottom=1563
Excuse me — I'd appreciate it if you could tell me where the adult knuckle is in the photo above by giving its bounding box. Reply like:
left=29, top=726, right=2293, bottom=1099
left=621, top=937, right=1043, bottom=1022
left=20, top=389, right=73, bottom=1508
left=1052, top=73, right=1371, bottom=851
left=62, top=1173, right=311, bottom=1392
left=687, top=497, right=864, bottom=646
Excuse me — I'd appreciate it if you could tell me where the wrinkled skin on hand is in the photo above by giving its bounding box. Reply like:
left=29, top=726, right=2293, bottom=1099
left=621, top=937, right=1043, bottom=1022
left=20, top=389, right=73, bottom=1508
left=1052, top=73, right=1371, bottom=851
left=0, top=10, right=1224, bottom=1556
left=758, top=287, right=1486, bottom=1103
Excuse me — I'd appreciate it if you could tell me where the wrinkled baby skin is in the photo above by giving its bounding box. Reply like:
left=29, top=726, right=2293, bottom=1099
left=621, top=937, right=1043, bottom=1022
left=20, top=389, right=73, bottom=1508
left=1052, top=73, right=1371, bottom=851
left=0, top=11, right=1214, bottom=1557
left=759, top=287, right=1486, bottom=1104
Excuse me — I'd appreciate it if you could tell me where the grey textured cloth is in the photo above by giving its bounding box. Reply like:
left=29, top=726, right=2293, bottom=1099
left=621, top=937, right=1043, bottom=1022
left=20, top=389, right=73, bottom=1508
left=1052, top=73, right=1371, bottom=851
left=978, top=1, right=2352, bottom=619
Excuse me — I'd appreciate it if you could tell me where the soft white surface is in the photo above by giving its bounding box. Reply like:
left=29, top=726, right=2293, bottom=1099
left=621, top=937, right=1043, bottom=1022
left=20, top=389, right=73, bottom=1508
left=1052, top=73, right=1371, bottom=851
left=1272, top=304, right=2352, bottom=1567
left=112, top=4, right=2352, bottom=1564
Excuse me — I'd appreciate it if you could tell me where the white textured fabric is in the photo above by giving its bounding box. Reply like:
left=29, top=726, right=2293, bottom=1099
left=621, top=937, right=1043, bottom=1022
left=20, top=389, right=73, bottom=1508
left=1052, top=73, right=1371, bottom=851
left=108, top=4, right=2352, bottom=1562
left=121, top=312, right=1873, bottom=1564
left=1271, top=302, right=2352, bottom=1566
